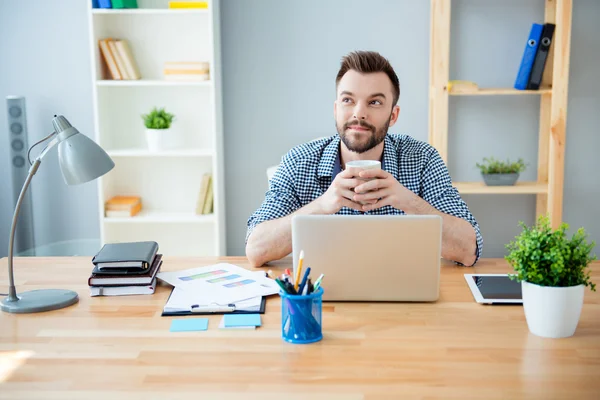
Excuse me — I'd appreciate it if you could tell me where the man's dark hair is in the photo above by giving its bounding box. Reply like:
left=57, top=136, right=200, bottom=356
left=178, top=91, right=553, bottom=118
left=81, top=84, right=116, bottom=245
left=335, top=51, right=400, bottom=106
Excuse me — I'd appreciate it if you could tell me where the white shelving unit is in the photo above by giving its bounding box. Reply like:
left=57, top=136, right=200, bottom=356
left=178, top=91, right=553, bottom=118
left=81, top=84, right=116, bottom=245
left=87, top=0, right=226, bottom=256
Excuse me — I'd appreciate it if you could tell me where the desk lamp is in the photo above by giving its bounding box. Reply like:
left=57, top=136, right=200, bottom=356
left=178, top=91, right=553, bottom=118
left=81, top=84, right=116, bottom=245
left=1, top=115, right=114, bottom=313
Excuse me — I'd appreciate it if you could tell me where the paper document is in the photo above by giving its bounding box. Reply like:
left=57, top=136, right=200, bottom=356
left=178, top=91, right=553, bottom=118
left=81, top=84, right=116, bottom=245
left=157, top=263, right=279, bottom=312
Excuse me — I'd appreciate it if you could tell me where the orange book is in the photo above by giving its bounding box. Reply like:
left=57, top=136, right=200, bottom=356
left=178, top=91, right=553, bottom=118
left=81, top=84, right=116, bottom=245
left=105, top=196, right=142, bottom=217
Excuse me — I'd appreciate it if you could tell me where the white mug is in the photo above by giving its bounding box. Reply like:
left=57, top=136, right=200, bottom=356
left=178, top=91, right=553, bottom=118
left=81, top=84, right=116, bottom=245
left=345, top=160, right=381, bottom=204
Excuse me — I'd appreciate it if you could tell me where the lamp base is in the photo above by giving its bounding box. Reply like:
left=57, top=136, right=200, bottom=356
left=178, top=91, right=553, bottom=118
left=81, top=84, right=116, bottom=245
left=1, top=289, right=79, bottom=313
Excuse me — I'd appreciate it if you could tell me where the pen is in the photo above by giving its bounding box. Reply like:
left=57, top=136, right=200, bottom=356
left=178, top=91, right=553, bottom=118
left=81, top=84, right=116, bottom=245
left=267, top=270, right=275, bottom=279
left=302, top=282, right=309, bottom=295
left=294, top=250, right=304, bottom=290
left=307, top=278, right=313, bottom=294
left=191, top=304, right=235, bottom=313
left=284, top=280, right=297, bottom=295
left=313, top=273, right=325, bottom=291
left=298, top=266, right=311, bottom=295
left=274, top=278, right=288, bottom=294
left=284, top=268, right=292, bottom=276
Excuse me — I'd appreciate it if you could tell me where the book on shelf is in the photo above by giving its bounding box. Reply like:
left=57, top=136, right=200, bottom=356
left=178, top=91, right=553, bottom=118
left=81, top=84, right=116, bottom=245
left=98, top=38, right=141, bottom=80
left=90, top=278, right=157, bottom=297
left=105, top=195, right=142, bottom=217
left=164, top=61, right=210, bottom=81
left=195, top=173, right=213, bottom=215
left=169, top=1, right=208, bottom=9
left=92, top=240, right=159, bottom=272
left=97, top=0, right=112, bottom=9
left=514, top=22, right=555, bottom=91
left=99, top=38, right=122, bottom=80
left=89, top=254, right=162, bottom=286
left=526, top=23, right=555, bottom=90
left=111, top=0, right=138, bottom=8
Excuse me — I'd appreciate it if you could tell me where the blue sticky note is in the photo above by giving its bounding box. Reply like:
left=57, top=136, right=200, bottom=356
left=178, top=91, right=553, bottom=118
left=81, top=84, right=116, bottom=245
left=170, top=318, right=209, bottom=332
left=223, top=314, right=262, bottom=327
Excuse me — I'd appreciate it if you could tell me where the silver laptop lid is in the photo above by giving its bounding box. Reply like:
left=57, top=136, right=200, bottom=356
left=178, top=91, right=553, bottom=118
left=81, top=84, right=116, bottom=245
left=291, top=214, right=442, bottom=302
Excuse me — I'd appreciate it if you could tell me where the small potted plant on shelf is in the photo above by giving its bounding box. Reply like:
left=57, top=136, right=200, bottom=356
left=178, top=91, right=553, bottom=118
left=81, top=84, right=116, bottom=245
left=506, top=215, right=596, bottom=338
left=476, top=157, right=526, bottom=186
left=142, top=107, right=175, bottom=151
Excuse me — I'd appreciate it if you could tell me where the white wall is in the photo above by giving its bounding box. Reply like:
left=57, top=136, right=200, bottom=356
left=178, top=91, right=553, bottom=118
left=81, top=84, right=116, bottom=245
left=0, top=0, right=99, bottom=257
left=221, top=0, right=600, bottom=257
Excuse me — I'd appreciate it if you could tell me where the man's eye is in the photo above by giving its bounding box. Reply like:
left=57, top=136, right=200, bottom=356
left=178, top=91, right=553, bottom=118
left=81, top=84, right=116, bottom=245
left=370, top=100, right=382, bottom=105
left=342, top=97, right=353, bottom=103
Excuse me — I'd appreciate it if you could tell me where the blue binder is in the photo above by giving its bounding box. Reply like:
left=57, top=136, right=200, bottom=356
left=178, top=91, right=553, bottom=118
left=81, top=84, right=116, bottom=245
left=514, top=23, right=543, bottom=90
left=98, top=0, right=112, bottom=8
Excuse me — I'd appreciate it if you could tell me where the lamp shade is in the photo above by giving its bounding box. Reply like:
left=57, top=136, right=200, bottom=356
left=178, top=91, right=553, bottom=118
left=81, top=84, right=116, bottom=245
left=53, top=116, right=115, bottom=185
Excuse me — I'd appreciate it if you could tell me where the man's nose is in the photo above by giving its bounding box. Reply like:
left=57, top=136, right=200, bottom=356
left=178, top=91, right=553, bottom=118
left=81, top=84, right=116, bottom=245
left=352, top=103, right=367, bottom=120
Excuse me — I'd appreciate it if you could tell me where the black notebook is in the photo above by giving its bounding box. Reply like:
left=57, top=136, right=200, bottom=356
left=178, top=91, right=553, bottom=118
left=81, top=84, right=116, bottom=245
left=92, top=241, right=159, bottom=273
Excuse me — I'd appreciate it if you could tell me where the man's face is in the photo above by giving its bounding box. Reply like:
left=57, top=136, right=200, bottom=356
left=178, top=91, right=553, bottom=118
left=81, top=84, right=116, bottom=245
left=335, top=70, right=399, bottom=154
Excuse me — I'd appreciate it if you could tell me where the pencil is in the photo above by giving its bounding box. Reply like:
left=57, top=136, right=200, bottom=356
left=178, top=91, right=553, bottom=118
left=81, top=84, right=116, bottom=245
left=294, top=250, right=304, bottom=290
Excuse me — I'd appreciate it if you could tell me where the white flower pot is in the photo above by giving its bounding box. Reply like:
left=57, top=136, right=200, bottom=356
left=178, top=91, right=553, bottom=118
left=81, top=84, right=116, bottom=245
left=522, top=281, right=585, bottom=338
left=145, top=128, right=178, bottom=151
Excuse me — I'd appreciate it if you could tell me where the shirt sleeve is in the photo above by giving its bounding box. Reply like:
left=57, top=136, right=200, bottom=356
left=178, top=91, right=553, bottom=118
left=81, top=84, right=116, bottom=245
left=245, top=153, right=302, bottom=243
left=419, top=148, right=483, bottom=266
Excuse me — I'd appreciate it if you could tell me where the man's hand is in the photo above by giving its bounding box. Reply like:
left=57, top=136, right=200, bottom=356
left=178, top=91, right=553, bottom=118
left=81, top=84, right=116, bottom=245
left=352, top=169, right=419, bottom=212
left=315, top=167, right=372, bottom=214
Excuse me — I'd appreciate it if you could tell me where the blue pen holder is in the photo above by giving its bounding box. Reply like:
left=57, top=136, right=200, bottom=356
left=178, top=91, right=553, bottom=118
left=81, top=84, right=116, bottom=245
left=280, top=287, right=323, bottom=344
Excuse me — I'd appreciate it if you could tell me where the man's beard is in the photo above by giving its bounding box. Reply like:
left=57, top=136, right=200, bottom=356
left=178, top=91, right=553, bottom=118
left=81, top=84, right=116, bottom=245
left=337, top=116, right=391, bottom=154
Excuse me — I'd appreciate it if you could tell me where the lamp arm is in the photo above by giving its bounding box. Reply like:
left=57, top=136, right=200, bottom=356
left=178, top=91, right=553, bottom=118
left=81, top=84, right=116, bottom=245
left=5, top=135, right=61, bottom=302
left=27, top=131, right=57, bottom=165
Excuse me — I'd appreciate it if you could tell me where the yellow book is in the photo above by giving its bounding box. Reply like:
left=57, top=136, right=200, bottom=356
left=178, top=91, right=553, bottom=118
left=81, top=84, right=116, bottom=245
left=169, top=1, right=208, bottom=9
left=195, top=173, right=212, bottom=215
left=202, top=177, right=214, bottom=215
left=108, top=39, right=130, bottom=80
left=115, top=39, right=141, bottom=80
left=98, top=38, right=122, bottom=80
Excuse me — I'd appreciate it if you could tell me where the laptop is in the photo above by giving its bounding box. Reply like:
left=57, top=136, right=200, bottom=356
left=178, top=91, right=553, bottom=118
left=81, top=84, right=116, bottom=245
left=291, top=214, right=442, bottom=302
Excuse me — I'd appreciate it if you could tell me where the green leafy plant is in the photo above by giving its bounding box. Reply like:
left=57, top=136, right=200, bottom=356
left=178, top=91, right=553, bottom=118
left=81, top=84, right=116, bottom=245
left=142, top=107, right=174, bottom=129
left=505, top=214, right=596, bottom=291
left=476, top=157, right=526, bottom=174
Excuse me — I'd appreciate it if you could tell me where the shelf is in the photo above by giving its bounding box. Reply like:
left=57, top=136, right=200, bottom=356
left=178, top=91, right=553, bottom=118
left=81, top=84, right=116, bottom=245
left=449, top=87, right=552, bottom=96
left=454, top=182, right=548, bottom=194
left=92, top=9, right=208, bottom=15
left=107, top=148, right=214, bottom=157
left=103, top=211, right=216, bottom=224
left=96, top=80, right=212, bottom=87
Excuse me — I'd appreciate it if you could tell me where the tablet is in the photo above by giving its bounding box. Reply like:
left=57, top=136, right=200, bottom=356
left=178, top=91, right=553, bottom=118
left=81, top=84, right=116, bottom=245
left=464, top=274, right=522, bottom=304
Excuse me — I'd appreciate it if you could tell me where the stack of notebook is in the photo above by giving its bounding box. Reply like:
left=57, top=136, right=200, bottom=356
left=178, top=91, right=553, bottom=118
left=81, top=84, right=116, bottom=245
left=89, top=241, right=162, bottom=296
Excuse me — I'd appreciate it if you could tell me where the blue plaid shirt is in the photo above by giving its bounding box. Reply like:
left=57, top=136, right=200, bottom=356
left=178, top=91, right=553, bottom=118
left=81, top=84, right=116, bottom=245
left=247, top=134, right=483, bottom=264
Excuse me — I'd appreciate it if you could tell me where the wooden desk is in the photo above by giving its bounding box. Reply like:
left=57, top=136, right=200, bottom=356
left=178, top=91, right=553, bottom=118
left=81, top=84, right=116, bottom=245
left=0, top=257, right=599, bottom=399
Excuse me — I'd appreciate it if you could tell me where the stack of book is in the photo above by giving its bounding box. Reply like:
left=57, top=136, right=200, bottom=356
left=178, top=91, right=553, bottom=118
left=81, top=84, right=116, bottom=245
left=105, top=195, right=142, bottom=217
left=195, top=173, right=214, bottom=215
left=163, top=61, right=210, bottom=81
left=99, top=38, right=141, bottom=80
left=89, top=241, right=162, bottom=296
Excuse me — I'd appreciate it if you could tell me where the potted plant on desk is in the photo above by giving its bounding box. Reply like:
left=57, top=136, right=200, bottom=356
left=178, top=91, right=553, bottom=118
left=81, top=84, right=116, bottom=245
left=476, top=157, right=526, bottom=186
left=142, top=107, right=176, bottom=151
left=506, top=215, right=596, bottom=338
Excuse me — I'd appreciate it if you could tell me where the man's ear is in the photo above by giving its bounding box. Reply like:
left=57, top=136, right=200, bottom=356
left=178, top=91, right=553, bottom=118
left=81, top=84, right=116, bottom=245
left=388, top=105, right=400, bottom=127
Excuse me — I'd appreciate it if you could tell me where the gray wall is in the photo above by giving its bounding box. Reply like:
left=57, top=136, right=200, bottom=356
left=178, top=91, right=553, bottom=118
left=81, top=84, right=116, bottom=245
left=0, top=0, right=598, bottom=260
left=0, top=0, right=98, bottom=258
left=222, top=0, right=600, bottom=257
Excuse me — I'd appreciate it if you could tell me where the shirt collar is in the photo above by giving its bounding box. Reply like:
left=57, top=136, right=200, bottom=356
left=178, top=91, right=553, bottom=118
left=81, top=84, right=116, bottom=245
left=324, top=135, right=398, bottom=178
left=317, top=135, right=341, bottom=178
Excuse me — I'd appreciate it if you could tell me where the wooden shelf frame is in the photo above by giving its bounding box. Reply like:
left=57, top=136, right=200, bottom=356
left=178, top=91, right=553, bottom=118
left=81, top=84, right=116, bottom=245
left=428, top=0, right=572, bottom=228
